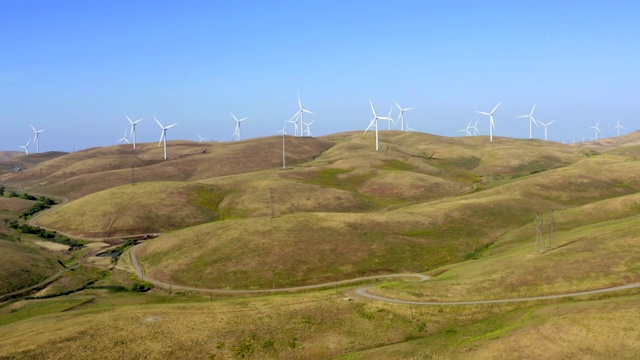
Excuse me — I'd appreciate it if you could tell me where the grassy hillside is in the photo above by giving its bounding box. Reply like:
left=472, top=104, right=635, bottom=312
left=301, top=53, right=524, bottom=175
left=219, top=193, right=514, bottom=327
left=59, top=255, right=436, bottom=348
left=0, top=198, right=63, bottom=295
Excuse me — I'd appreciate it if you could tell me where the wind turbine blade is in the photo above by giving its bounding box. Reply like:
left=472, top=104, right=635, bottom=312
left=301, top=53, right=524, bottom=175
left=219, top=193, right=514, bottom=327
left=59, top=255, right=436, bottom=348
left=289, top=111, right=301, bottom=122
left=531, top=103, right=537, bottom=115
left=166, top=123, right=178, bottom=129
left=405, top=107, right=415, bottom=111
left=476, top=111, right=490, bottom=115
left=126, top=115, right=133, bottom=124
left=239, top=117, right=248, bottom=122
left=302, top=109, right=314, bottom=115
left=298, top=94, right=302, bottom=109
left=369, top=99, right=377, bottom=117
left=231, top=113, right=239, bottom=122
left=491, top=102, right=502, bottom=114
left=154, top=117, right=164, bottom=128
left=548, top=120, right=555, bottom=125
left=158, top=132, right=164, bottom=146
left=31, top=124, right=37, bottom=133
left=394, top=100, right=401, bottom=110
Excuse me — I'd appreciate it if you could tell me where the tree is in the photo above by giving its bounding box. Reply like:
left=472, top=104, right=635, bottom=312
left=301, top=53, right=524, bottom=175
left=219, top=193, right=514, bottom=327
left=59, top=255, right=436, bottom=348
left=0, top=186, right=5, bottom=196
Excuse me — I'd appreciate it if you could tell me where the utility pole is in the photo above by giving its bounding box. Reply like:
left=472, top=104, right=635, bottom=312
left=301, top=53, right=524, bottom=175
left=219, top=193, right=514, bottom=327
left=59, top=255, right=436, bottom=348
left=547, top=210, right=555, bottom=251
left=268, top=188, right=274, bottom=218
left=535, top=214, right=544, bottom=254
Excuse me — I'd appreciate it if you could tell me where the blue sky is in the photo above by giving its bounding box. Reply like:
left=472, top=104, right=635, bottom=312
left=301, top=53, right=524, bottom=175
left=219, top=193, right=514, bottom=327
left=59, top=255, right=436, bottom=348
left=2, top=1, right=639, bottom=152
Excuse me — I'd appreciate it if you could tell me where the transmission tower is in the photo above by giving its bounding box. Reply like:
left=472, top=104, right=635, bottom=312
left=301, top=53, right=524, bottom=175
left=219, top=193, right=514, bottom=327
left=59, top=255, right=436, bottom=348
left=535, top=214, right=544, bottom=254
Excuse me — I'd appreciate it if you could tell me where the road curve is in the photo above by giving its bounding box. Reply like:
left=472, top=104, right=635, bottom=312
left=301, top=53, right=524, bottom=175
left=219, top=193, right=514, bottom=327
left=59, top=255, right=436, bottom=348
left=129, top=244, right=429, bottom=293
left=353, top=283, right=640, bottom=305
left=130, top=243, right=640, bottom=303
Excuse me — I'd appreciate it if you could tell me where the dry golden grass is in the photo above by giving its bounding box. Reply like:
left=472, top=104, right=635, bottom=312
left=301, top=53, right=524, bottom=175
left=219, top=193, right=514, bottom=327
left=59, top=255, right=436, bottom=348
left=0, top=239, right=61, bottom=294
left=339, top=293, right=640, bottom=360
left=0, top=197, right=34, bottom=212
left=33, top=181, right=223, bottom=238
left=0, top=288, right=421, bottom=360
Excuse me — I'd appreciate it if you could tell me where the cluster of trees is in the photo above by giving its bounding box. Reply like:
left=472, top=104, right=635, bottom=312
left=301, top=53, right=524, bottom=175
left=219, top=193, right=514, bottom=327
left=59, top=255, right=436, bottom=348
left=20, top=197, right=56, bottom=219
left=7, top=221, right=84, bottom=248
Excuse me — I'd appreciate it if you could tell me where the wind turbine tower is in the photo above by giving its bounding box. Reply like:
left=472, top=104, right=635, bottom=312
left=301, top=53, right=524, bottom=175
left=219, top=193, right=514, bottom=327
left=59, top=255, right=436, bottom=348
left=475, top=102, right=501, bottom=142
left=365, top=100, right=393, bottom=151
left=231, top=113, right=248, bottom=141
left=290, top=95, right=314, bottom=137
left=31, top=125, right=45, bottom=154
left=613, top=119, right=624, bottom=137
left=517, top=104, right=538, bottom=139
left=590, top=120, right=601, bottom=141
left=19, top=140, right=30, bottom=155
left=278, top=124, right=287, bottom=169
left=394, top=101, right=415, bottom=132
left=539, top=120, right=555, bottom=141
left=126, top=115, right=143, bottom=149
left=155, top=117, right=178, bottom=160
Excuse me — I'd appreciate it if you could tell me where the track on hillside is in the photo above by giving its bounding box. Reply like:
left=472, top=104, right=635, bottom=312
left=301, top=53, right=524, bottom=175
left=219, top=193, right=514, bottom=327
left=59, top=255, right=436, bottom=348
left=129, top=243, right=640, bottom=304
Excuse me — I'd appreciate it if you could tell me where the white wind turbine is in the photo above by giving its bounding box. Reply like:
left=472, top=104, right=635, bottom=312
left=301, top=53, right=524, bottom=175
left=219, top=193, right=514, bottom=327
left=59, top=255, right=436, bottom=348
left=31, top=125, right=45, bottom=154
left=290, top=95, right=314, bottom=137
left=126, top=115, right=143, bottom=149
left=117, top=126, right=130, bottom=144
left=458, top=122, right=472, bottom=136
left=475, top=102, right=500, bottom=142
left=198, top=134, right=207, bottom=142
left=539, top=120, right=555, bottom=141
left=613, top=119, right=624, bottom=137
left=304, top=120, right=315, bottom=137
left=278, top=124, right=287, bottom=169
left=471, top=119, right=480, bottom=135
left=19, top=139, right=30, bottom=155
left=517, top=104, right=538, bottom=139
left=287, top=118, right=299, bottom=136
left=394, top=100, right=415, bottom=132
left=365, top=100, right=393, bottom=151
left=231, top=113, right=248, bottom=141
left=155, top=117, right=178, bottom=160
left=589, top=120, right=601, bottom=141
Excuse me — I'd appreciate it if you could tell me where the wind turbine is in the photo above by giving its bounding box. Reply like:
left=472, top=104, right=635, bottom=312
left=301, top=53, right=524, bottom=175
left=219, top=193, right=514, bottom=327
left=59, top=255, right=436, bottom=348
left=155, top=117, right=177, bottom=160
left=290, top=95, right=314, bottom=137
left=198, top=134, right=207, bottom=142
left=517, top=104, right=538, bottom=139
left=278, top=124, right=287, bottom=169
left=613, top=119, right=624, bottom=137
left=471, top=119, right=480, bottom=135
left=31, top=125, right=45, bottom=154
left=589, top=120, right=601, bottom=141
left=539, top=120, right=555, bottom=141
left=458, top=121, right=472, bottom=136
left=117, top=126, right=130, bottom=144
left=231, top=113, right=248, bottom=141
left=19, top=139, right=30, bottom=155
left=475, top=102, right=501, bottom=142
left=287, top=118, right=299, bottom=136
left=384, top=107, right=395, bottom=130
left=365, top=100, right=393, bottom=151
left=394, top=100, right=415, bottom=132
left=125, top=115, right=143, bottom=149
left=303, top=120, right=315, bottom=137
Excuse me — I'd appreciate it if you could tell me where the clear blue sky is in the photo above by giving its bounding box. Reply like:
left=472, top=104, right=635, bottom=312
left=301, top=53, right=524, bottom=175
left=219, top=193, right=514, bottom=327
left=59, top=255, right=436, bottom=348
left=2, top=1, right=639, bottom=152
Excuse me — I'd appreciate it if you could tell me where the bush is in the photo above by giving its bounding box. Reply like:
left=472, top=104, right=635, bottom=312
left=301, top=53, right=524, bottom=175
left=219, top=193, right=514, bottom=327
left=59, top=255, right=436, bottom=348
left=0, top=186, right=5, bottom=196
left=131, top=281, right=154, bottom=292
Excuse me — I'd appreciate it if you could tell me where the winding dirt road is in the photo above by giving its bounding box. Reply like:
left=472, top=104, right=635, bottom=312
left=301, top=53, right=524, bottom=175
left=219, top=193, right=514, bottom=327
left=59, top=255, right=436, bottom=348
left=129, top=243, right=640, bottom=304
